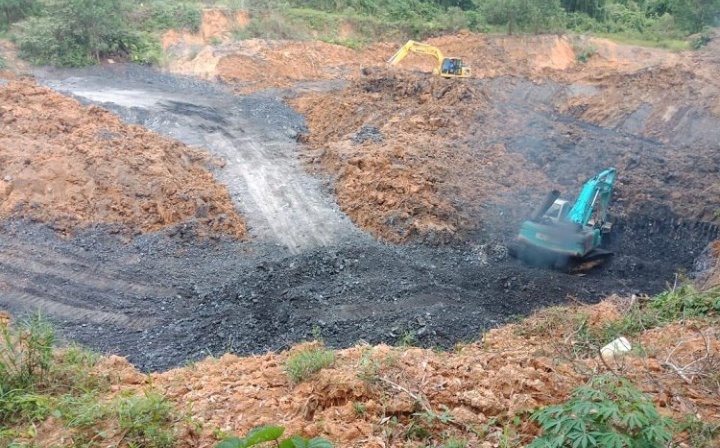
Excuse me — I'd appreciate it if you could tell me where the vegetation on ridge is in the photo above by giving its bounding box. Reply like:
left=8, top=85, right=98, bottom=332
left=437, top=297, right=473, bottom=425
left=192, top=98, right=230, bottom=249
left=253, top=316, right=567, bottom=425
left=0, top=0, right=717, bottom=68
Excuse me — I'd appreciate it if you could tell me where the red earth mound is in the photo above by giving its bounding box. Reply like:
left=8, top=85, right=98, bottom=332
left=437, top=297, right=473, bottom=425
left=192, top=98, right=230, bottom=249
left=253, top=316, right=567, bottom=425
left=0, top=80, right=246, bottom=238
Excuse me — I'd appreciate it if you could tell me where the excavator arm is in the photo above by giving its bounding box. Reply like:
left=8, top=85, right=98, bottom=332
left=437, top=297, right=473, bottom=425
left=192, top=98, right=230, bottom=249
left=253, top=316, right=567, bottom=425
left=567, top=168, right=616, bottom=228
left=387, top=40, right=445, bottom=75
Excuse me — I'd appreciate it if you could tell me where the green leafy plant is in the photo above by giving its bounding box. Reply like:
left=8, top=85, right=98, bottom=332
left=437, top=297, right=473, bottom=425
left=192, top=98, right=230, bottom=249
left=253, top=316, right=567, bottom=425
left=217, top=425, right=333, bottom=448
left=284, top=345, right=335, bottom=383
left=650, top=283, right=720, bottom=320
left=442, top=437, right=468, bottom=448
left=529, top=375, right=674, bottom=448
left=676, top=414, right=720, bottom=447
left=574, top=44, right=597, bottom=63
left=398, top=330, right=418, bottom=347
left=0, top=312, right=54, bottom=391
left=0, top=313, right=55, bottom=423
left=117, top=391, right=177, bottom=448
left=353, top=401, right=366, bottom=416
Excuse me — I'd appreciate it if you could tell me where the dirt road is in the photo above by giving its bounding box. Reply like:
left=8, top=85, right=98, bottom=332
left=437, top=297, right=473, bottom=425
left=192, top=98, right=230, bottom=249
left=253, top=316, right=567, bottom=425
left=41, top=65, right=363, bottom=253
left=0, top=65, right=715, bottom=371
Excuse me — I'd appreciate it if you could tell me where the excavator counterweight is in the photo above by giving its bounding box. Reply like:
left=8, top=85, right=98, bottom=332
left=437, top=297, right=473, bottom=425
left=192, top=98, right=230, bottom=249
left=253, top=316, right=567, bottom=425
left=387, top=40, right=471, bottom=79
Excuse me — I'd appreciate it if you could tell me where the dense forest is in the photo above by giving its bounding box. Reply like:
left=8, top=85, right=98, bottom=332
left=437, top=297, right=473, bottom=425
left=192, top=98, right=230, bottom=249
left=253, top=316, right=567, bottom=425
left=0, top=0, right=718, bottom=67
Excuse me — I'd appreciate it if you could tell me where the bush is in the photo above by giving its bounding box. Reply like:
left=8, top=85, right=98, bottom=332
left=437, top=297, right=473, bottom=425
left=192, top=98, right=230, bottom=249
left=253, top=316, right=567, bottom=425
left=0, top=313, right=54, bottom=394
left=13, top=0, right=197, bottom=67
left=0, top=0, right=40, bottom=31
left=14, top=0, right=138, bottom=67
left=529, top=375, right=674, bottom=448
left=651, top=283, right=720, bottom=320
left=131, top=0, right=203, bottom=33
left=118, top=392, right=177, bottom=448
left=217, top=425, right=333, bottom=448
left=574, top=43, right=596, bottom=63
left=284, top=345, right=335, bottom=383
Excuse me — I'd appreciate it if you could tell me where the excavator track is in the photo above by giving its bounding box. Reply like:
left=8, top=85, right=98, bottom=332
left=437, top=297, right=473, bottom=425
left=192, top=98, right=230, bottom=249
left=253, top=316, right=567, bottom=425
left=508, top=242, right=613, bottom=272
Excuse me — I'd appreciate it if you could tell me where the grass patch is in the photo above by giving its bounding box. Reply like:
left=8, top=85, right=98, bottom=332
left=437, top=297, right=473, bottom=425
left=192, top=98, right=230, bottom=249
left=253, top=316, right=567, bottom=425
left=0, top=314, right=183, bottom=447
left=118, top=392, right=177, bottom=448
left=514, top=282, right=719, bottom=363
left=593, top=32, right=691, bottom=51
left=284, top=344, right=335, bottom=383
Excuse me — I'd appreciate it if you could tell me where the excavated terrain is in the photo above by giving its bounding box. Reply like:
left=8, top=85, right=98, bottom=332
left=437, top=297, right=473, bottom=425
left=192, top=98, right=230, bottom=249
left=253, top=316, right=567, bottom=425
left=0, top=27, right=719, bottom=376
left=1, top=11, right=720, bottom=446
left=5, top=301, right=719, bottom=448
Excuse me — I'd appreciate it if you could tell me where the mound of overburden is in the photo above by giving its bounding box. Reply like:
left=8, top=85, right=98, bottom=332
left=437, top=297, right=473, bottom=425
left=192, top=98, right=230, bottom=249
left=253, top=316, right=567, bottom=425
left=0, top=80, right=246, bottom=238
left=290, top=69, right=553, bottom=243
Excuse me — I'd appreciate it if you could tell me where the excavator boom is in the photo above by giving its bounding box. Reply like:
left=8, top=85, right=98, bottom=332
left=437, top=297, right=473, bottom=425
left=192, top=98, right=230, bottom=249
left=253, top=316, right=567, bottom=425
left=387, top=40, right=471, bottom=78
left=567, top=168, right=616, bottom=227
left=387, top=40, right=444, bottom=67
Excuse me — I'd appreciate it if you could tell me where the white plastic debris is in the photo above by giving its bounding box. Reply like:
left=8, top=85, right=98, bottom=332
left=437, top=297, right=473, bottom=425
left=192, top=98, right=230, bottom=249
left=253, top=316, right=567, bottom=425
left=601, top=336, right=632, bottom=363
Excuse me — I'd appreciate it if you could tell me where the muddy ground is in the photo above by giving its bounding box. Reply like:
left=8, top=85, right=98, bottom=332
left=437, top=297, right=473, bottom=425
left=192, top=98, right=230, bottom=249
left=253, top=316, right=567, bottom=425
left=0, top=63, right=717, bottom=371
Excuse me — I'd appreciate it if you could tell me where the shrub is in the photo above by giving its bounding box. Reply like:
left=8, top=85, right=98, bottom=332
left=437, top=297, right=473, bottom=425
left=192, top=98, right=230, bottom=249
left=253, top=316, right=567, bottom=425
left=574, top=44, right=597, bottom=63
left=133, top=0, right=203, bottom=33
left=14, top=0, right=137, bottom=67
left=118, top=392, right=177, bottom=448
left=284, top=345, right=335, bottom=383
left=217, top=425, right=333, bottom=448
left=650, top=283, right=720, bottom=320
left=529, top=375, right=674, bottom=448
left=0, top=313, right=54, bottom=392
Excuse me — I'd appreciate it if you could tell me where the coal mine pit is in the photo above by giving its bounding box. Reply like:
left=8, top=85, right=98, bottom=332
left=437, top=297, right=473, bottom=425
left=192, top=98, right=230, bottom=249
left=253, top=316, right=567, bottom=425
left=1, top=209, right=715, bottom=372
left=0, top=66, right=718, bottom=372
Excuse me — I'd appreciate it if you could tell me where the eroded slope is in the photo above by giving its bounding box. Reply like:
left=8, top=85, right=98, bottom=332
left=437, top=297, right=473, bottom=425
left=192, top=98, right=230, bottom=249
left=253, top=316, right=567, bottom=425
left=6, top=297, right=719, bottom=448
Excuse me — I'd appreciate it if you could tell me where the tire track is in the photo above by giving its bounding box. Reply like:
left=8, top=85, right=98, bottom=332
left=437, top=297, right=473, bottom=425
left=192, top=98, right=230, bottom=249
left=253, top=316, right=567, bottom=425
left=0, top=274, right=156, bottom=329
left=0, top=250, right=176, bottom=298
left=0, top=242, right=171, bottom=330
left=202, top=128, right=352, bottom=253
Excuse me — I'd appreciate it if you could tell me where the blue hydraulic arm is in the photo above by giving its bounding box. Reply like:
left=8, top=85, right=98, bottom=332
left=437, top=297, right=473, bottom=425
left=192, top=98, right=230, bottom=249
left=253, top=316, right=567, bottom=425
left=567, top=168, right=616, bottom=226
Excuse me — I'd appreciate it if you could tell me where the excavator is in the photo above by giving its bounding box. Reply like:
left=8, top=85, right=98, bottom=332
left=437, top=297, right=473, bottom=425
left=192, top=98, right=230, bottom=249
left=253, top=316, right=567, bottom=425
left=509, top=168, right=617, bottom=270
left=387, top=40, right=472, bottom=78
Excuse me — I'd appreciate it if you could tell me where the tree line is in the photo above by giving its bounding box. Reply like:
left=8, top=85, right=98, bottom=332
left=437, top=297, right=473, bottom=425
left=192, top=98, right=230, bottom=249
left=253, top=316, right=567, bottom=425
left=272, top=0, right=719, bottom=34
left=0, top=0, right=717, bottom=67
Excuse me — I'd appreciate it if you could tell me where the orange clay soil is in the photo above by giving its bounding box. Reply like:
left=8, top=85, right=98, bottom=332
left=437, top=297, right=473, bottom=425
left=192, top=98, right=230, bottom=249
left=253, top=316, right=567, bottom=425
left=9, top=298, right=718, bottom=448
left=0, top=80, right=246, bottom=238
left=289, top=69, right=552, bottom=244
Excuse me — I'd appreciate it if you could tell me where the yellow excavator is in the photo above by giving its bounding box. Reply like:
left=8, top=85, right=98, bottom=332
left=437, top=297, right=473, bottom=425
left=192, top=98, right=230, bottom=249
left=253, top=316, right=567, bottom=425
left=387, top=40, right=472, bottom=78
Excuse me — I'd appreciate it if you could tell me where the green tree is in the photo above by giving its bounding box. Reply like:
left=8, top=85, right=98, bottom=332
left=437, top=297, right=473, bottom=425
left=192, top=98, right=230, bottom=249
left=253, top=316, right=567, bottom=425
left=561, top=0, right=606, bottom=19
left=670, top=0, right=720, bottom=32
left=476, top=0, right=564, bottom=33
left=0, top=0, right=38, bottom=30
left=434, top=0, right=476, bottom=9
left=15, top=0, right=137, bottom=66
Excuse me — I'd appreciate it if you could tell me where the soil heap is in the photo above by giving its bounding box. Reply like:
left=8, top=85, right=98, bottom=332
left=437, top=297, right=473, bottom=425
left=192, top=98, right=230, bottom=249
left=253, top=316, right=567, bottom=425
left=290, top=69, right=552, bottom=244
left=0, top=80, right=246, bottom=238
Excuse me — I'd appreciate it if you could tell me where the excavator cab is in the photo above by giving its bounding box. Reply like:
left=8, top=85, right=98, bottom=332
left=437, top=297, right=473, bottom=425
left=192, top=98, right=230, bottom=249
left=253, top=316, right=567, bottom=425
left=440, top=58, right=470, bottom=77
left=541, top=199, right=571, bottom=225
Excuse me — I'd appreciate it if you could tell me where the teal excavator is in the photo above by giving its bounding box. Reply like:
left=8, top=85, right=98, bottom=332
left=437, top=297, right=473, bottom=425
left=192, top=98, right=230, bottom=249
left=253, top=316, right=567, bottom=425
left=509, top=168, right=617, bottom=269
